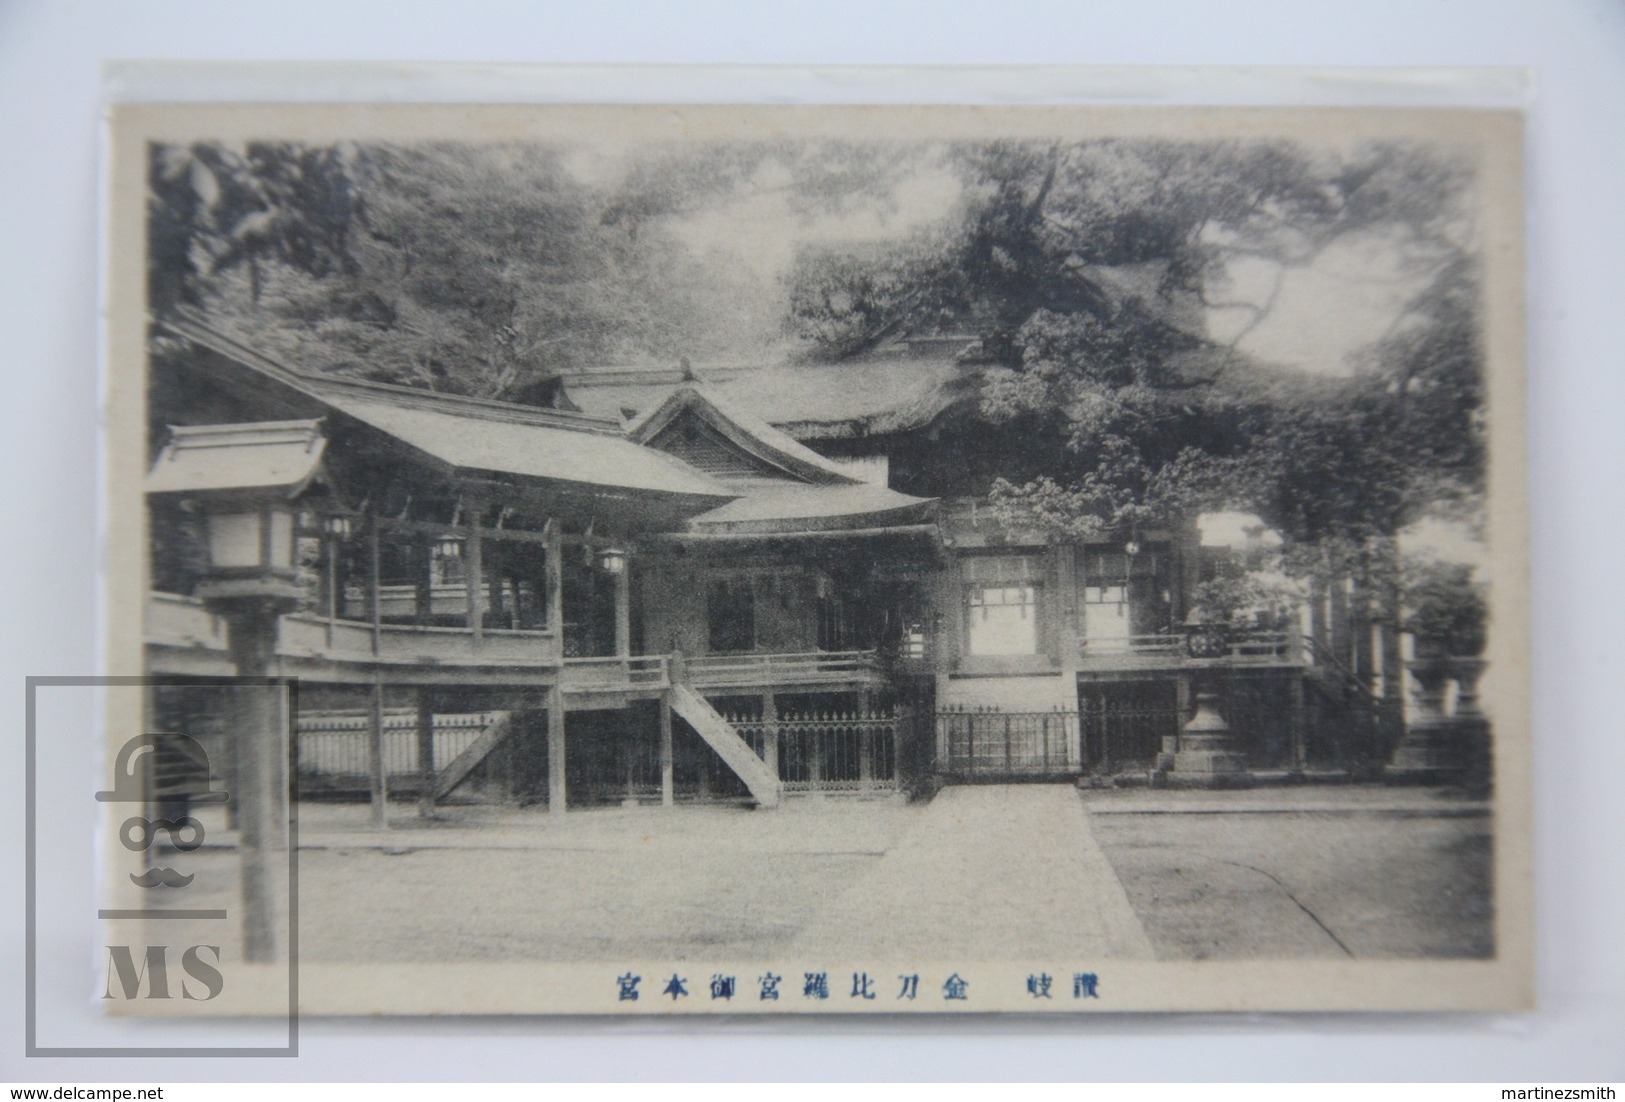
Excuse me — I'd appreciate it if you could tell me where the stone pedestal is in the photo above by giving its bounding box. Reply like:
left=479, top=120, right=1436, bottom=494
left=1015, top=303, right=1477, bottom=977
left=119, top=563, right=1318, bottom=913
left=1385, top=655, right=1465, bottom=784
left=1452, top=657, right=1492, bottom=796
left=1171, top=691, right=1253, bottom=788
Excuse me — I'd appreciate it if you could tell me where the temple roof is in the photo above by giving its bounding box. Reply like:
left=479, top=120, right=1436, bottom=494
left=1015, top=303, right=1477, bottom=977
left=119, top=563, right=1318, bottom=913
left=563, top=341, right=983, bottom=441
left=159, top=315, right=734, bottom=506
left=685, top=482, right=936, bottom=535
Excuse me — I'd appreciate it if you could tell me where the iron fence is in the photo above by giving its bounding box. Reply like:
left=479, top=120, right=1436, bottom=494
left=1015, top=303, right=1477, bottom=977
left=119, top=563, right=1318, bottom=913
left=934, top=706, right=1082, bottom=779
left=726, top=708, right=900, bottom=792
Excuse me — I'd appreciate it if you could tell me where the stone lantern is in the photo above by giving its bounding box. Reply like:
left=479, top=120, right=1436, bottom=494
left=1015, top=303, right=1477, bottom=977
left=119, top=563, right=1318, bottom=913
left=1173, top=611, right=1253, bottom=787
left=147, top=420, right=330, bottom=962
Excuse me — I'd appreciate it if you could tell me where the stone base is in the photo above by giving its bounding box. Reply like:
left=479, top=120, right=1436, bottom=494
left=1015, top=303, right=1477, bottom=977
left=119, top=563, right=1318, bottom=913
left=1384, top=720, right=1467, bottom=785
left=1170, top=750, right=1255, bottom=788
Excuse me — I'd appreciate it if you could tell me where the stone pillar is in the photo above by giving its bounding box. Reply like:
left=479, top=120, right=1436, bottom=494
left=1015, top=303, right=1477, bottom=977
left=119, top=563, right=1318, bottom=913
left=1384, top=655, right=1464, bottom=784
left=223, top=609, right=289, bottom=962
left=1452, top=657, right=1491, bottom=795
left=1161, top=676, right=1190, bottom=773
left=1172, top=685, right=1253, bottom=788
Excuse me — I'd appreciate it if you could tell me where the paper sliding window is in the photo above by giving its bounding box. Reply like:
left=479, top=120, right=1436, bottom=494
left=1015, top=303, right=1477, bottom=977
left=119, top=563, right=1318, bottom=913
left=967, top=583, right=1040, bottom=656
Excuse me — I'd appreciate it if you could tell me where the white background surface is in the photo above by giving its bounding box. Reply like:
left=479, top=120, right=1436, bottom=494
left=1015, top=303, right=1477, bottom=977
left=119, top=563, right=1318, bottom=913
left=1, top=0, right=1622, bottom=1082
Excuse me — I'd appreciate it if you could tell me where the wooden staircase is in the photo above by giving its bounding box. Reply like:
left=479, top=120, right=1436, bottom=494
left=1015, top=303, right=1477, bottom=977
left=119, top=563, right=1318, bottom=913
left=668, top=683, right=782, bottom=809
left=431, top=711, right=515, bottom=801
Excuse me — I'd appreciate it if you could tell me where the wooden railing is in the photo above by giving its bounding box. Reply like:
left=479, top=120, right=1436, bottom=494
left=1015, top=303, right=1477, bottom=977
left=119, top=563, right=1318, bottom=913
left=681, top=649, right=883, bottom=690
left=147, top=592, right=559, bottom=670
left=295, top=710, right=499, bottom=787
left=1075, top=631, right=1296, bottom=670
left=561, top=655, right=670, bottom=693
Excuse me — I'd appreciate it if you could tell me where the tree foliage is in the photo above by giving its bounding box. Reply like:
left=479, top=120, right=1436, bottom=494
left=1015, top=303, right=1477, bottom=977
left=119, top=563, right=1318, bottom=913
left=789, top=137, right=1485, bottom=560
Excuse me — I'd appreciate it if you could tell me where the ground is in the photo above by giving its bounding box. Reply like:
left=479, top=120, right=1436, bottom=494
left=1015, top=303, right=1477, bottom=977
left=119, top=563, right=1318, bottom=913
left=151, top=784, right=1491, bottom=965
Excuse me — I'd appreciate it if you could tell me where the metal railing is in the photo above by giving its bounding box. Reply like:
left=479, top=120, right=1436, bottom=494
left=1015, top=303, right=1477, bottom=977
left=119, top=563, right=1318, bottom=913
left=934, top=706, right=1082, bottom=778
left=724, top=708, right=900, bottom=792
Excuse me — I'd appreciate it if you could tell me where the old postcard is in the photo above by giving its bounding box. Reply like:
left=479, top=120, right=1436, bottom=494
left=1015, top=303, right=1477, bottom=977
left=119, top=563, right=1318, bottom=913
left=96, top=98, right=1530, bottom=1016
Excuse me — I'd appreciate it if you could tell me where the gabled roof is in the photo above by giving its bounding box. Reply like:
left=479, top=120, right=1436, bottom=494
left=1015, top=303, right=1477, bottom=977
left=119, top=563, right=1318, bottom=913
left=147, top=419, right=328, bottom=498
left=564, top=342, right=983, bottom=441
left=626, top=385, right=867, bottom=486
left=158, top=315, right=735, bottom=506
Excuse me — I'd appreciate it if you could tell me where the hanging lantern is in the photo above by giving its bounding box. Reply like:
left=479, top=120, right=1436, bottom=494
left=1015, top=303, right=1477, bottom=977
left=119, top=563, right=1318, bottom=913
left=435, top=534, right=465, bottom=560
left=597, top=546, right=628, bottom=575
left=322, top=511, right=355, bottom=542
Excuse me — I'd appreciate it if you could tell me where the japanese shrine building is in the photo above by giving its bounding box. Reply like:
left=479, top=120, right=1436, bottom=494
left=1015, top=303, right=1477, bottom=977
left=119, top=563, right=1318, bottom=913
left=144, top=317, right=1400, bottom=812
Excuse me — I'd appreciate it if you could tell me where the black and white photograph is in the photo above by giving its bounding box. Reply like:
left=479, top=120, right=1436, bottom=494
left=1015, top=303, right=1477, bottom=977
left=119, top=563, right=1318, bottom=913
left=103, top=100, right=1530, bottom=1015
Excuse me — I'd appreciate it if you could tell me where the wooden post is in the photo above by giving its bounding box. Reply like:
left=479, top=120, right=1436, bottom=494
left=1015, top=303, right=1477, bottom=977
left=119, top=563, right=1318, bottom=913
left=547, top=684, right=567, bottom=814
left=367, top=677, right=388, bottom=829
left=416, top=536, right=435, bottom=626
left=416, top=689, right=436, bottom=817
left=658, top=694, right=674, bottom=807
left=614, top=552, right=632, bottom=659
left=466, top=507, right=484, bottom=647
left=857, top=690, right=874, bottom=783
left=325, top=530, right=339, bottom=648
left=367, top=515, right=383, bottom=656
left=545, top=522, right=564, bottom=636
left=762, top=692, right=779, bottom=782
left=1289, top=672, right=1308, bottom=773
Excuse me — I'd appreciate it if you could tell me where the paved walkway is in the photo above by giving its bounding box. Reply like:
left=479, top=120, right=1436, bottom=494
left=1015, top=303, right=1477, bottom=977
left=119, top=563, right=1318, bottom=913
left=790, top=784, right=1155, bottom=960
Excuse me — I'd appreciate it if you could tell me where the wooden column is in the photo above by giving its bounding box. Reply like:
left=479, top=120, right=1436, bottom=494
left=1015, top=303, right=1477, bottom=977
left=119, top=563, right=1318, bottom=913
left=465, top=507, right=484, bottom=647
left=416, top=689, right=436, bottom=817
left=544, top=523, right=564, bottom=637
left=367, top=515, right=383, bottom=656
left=614, top=553, right=632, bottom=659
left=325, top=529, right=340, bottom=648
left=367, top=678, right=389, bottom=829
left=415, top=536, right=435, bottom=626
left=761, top=692, right=779, bottom=783
left=1288, top=672, right=1308, bottom=773
left=547, top=684, right=567, bottom=814
left=857, top=690, right=874, bottom=783
left=658, top=693, right=674, bottom=807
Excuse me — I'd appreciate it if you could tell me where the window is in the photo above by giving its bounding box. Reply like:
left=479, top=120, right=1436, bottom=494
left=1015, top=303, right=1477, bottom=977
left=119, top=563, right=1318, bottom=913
left=707, top=578, right=756, bottom=653
left=967, top=584, right=1039, bottom=656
